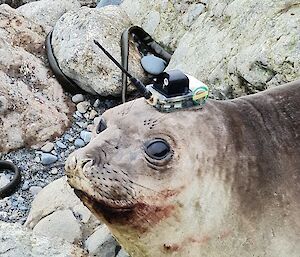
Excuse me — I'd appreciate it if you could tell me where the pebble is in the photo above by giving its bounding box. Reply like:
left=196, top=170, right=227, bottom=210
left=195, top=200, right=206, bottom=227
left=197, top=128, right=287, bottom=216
left=80, top=131, right=92, bottom=144
left=141, top=55, right=167, bottom=75
left=72, top=94, right=84, bottom=103
left=93, top=99, right=100, bottom=108
left=0, top=174, right=10, bottom=188
left=22, top=181, right=30, bottom=190
left=74, top=139, right=85, bottom=148
left=41, top=142, right=55, bottom=153
left=76, top=121, right=88, bottom=129
left=50, top=168, right=58, bottom=175
left=75, top=111, right=83, bottom=118
left=29, top=186, right=42, bottom=196
left=41, top=153, right=58, bottom=165
left=83, top=113, right=90, bottom=120
left=94, top=117, right=101, bottom=126
left=56, top=141, right=67, bottom=149
left=87, top=124, right=94, bottom=132
left=97, top=0, right=123, bottom=8
left=89, top=110, right=98, bottom=120
left=34, top=156, right=41, bottom=163
left=77, top=101, right=90, bottom=114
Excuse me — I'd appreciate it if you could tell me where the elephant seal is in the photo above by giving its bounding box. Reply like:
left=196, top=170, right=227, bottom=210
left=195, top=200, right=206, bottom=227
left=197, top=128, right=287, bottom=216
left=65, top=80, right=300, bottom=257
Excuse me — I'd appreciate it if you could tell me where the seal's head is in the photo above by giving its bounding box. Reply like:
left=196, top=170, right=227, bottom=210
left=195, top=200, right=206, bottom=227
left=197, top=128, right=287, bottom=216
left=65, top=81, right=300, bottom=257
left=65, top=98, right=221, bottom=256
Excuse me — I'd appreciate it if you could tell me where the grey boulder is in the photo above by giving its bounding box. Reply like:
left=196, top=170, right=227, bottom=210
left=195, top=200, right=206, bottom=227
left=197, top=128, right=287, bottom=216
left=52, top=6, right=145, bottom=96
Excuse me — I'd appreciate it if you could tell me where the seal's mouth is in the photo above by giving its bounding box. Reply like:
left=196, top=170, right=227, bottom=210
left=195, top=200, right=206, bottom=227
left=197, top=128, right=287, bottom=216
left=74, top=189, right=134, bottom=214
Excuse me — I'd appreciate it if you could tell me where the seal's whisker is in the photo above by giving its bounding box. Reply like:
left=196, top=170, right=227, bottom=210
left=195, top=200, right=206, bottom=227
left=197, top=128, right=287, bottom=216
left=129, top=180, right=161, bottom=194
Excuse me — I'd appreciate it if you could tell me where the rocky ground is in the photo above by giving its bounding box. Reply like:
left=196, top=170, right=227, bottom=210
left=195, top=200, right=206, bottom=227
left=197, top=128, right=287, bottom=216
left=0, top=93, right=119, bottom=224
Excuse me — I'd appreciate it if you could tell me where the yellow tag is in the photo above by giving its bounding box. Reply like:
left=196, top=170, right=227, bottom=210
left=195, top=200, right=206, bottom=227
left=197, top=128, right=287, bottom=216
left=192, top=91, right=208, bottom=101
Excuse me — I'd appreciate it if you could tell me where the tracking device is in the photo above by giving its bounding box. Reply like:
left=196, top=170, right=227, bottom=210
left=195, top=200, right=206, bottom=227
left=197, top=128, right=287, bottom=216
left=94, top=40, right=209, bottom=112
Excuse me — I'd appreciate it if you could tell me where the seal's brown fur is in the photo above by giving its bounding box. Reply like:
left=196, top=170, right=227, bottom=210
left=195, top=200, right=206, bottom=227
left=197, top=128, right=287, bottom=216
left=66, top=80, right=300, bottom=257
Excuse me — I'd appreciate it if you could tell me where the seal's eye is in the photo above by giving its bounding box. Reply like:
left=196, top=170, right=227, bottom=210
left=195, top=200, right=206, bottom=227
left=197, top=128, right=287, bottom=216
left=96, top=118, right=107, bottom=134
left=144, top=139, right=170, bottom=160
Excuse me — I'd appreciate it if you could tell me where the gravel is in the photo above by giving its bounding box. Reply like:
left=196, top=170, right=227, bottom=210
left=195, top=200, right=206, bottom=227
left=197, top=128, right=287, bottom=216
left=0, top=94, right=120, bottom=224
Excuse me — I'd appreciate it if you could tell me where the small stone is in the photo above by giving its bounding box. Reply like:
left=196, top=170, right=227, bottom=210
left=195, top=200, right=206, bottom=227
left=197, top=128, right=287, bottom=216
left=72, top=94, right=84, bottom=103
left=89, top=110, right=98, bottom=120
left=22, top=181, right=30, bottom=190
left=80, top=131, right=92, bottom=144
left=51, top=150, right=57, bottom=156
left=76, top=121, right=87, bottom=129
left=83, top=113, right=90, bottom=120
left=87, top=124, right=94, bottom=132
left=85, top=225, right=118, bottom=256
left=29, top=186, right=42, bottom=196
left=50, top=168, right=58, bottom=175
left=75, top=111, right=83, bottom=118
left=93, top=99, right=100, bottom=108
left=60, top=152, right=65, bottom=158
left=56, top=141, right=67, bottom=149
left=19, top=205, right=28, bottom=211
left=0, top=174, right=10, bottom=188
left=74, top=139, right=85, bottom=148
left=96, top=0, right=123, bottom=8
left=69, top=146, right=76, bottom=152
left=34, top=156, right=41, bottom=163
left=41, top=142, right=55, bottom=153
left=77, top=101, right=90, bottom=114
left=41, top=153, right=58, bottom=165
left=94, top=117, right=101, bottom=126
left=141, top=55, right=166, bottom=75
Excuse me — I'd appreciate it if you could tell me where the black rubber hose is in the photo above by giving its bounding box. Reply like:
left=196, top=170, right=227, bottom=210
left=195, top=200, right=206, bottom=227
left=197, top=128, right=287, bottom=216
left=46, top=30, right=85, bottom=95
left=0, top=161, right=21, bottom=199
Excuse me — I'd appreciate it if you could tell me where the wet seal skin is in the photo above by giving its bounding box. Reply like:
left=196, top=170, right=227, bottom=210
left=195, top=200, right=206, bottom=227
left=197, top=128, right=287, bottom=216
left=65, top=80, right=300, bottom=257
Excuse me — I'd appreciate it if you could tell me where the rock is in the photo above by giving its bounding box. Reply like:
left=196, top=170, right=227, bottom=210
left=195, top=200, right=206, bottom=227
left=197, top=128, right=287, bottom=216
left=25, top=177, right=82, bottom=229
left=141, top=55, right=166, bottom=75
left=85, top=225, right=119, bottom=256
left=87, top=124, right=94, bottom=132
left=41, top=142, right=54, bottom=153
left=96, top=0, right=123, bottom=8
left=121, top=0, right=202, bottom=49
left=75, top=138, right=85, bottom=148
left=41, top=153, right=58, bottom=165
left=75, top=111, right=84, bottom=118
left=29, top=186, right=42, bottom=196
left=33, top=209, right=82, bottom=243
left=89, top=109, right=98, bottom=120
left=17, top=0, right=81, bottom=30
left=77, top=101, right=90, bottom=114
left=0, top=221, right=87, bottom=257
left=93, top=116, right=101, bottom=126
left=52, top=6, right=145, bottom=96
left=72, top=94, right=85, bottom=103
left=33, top=156, right=41, bottom=163
left=80, top=131, right=92, bottom=144
left=22, top=180, right=30, bottom=190
left=0, top=5, right=72, bottom=153
left=0, top=174, right=10, bottom=188
left=93, top=99, right=101, bottom=108
left=76, top=121, right=88, bottom=129
left=167, top=0, right=300, bottom=98
left=56, top=141, right=67, bottom=149
left=50, top=167, right=58, bottom=175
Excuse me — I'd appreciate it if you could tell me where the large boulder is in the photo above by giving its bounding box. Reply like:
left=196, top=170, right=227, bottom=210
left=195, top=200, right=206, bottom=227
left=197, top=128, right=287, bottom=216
left=121, top=0, right=207, bottom=50
left=167, top=0, right=300, bottom=98
left=0, top=4, right=72, bottom=153
left=0, top=221, right=88, bottom=257
left=25, top=177, right=127, bottom=256
left=52, top=6, right=145, bottom=96
left=17, top=0, right=81, bottom=29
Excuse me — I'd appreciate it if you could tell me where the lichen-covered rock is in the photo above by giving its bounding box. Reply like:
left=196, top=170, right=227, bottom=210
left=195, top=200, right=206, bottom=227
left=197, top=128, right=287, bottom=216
left=52, top=6, right=145, bottom=96
left=167, top=0, right=300, bottom=98
left=0, top=5, right=72, bottom=153
left=0, top=221, right=88, bottom=257
left=121, top=0, right=207, bottom=50
left=17, top=0, right=81, bottom=29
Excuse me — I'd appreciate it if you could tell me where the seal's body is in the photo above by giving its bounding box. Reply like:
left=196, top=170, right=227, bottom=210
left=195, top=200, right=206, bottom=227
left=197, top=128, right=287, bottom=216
left=65, top=80, right=300, bottom=257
